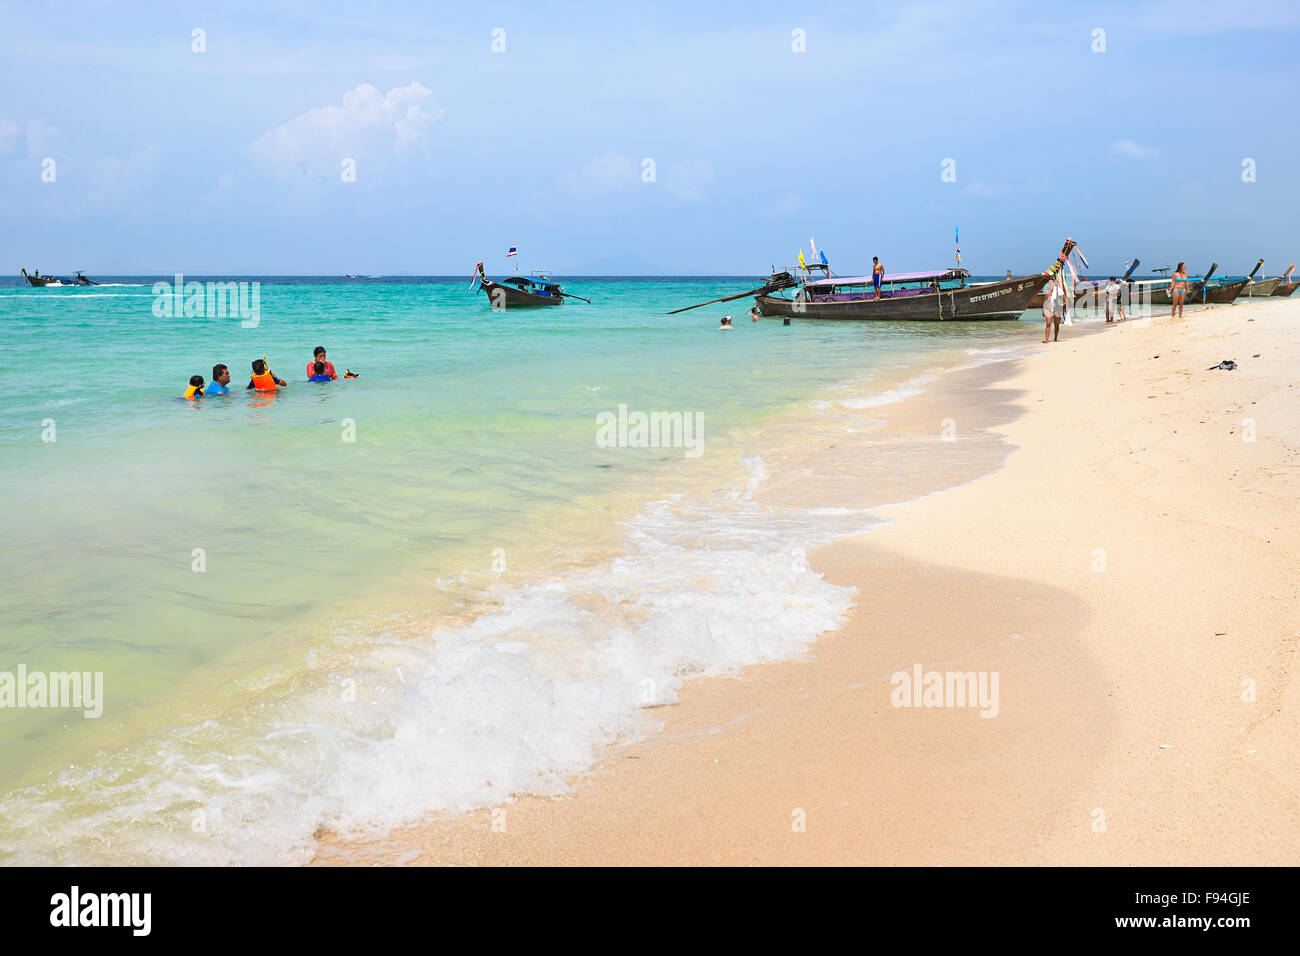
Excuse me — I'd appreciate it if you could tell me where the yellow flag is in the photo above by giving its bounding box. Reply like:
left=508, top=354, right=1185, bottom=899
left=798, top=250, right=806, bottom=268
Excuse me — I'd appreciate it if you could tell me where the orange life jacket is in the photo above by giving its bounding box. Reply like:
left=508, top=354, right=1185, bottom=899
left=183, top=384, right=204, bottom=398
left=250, top=371, right=279, bottom=391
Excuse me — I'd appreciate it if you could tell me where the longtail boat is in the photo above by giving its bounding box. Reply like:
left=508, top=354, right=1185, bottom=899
left=1148, top=263, right=1216, bottom=307
left=1028, top=257, right=1141, bottom=309
left=1240, top=275, right=1281, bottom=297
left=470, top=261, right=590, bottom=308
left=1200, top=259, right=1263, bottom=304
left=71, top=271, right=98, bottom=286
left=1270, top=264, right=1298, bottom=296
left=669, top=239, right=1077, bottom=320
left=19, top=268, right=67, bottom=287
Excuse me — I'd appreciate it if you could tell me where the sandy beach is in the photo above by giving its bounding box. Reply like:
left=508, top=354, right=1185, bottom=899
left=318, top=299, right=1300, bottom=866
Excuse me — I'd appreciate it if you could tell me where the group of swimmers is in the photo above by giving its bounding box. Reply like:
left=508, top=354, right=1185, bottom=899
left=719, top=306, right=792, bottom=329
left=182, top=346, right=356, bottom=398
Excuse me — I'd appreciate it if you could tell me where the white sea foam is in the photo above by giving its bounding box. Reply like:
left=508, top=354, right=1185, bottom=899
left=0, top=457, right=869, bottom=866
left=813, top=370, right=940, bottom=410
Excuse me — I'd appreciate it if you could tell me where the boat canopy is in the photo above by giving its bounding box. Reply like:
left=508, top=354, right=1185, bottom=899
left=806, top=268, right=970, bottom=287
left=503, top=273, right=559, bottom=289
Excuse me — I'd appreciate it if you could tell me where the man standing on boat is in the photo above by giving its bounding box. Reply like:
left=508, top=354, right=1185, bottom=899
left=872, top=257, right=884, bottom=301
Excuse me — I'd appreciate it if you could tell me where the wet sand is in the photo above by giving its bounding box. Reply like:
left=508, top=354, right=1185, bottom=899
left=319, top=299, right=1299, bottom=865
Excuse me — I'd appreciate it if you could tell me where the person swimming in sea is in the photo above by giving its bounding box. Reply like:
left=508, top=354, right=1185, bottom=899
left=206, top=364, right=231, bottom=394
left=307, top=346, right=337, bottom=381
left=183, top=375, right=205, bottom=399
left=719, top=315, right=734, bottom=330
left=247, top=358, right=287, bottom=391
left=307, top=361, right=333, bottom=382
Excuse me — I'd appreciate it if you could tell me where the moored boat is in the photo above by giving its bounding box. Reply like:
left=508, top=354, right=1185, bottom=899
left=1198, top=259, right=1263, bottom=304
left=751, top=239, right=1077, bottom=320
left=1028, top=257, right=1142, bottom=309
left=1239, top=276, right=1281, bottom=298
left=1269, top=264, right=1297, bottom=296
left=471, top=261, right=589, bottom=308
left=1148, top=262, right=1215, bottom=307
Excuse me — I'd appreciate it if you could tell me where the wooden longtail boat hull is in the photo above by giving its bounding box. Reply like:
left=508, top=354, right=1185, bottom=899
left=19, top=268, right=62, bottom=287
left=756, top=272, right=1044, bottom=320
left=1071, top=280, right=1164, bottom=310
left=478, top=278, right=562, bottom=308
left=1238, top=278, right=1281, bottom=297
left=1148, top=283, right=1213, bottom=307
left=1270, top=281, right=1300, bottom=297
left=1202, top=277, right=1251, bottom=304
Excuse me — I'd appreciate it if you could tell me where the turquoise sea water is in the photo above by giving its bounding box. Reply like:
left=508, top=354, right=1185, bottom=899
left=0, top=275, right=1039, bottom=864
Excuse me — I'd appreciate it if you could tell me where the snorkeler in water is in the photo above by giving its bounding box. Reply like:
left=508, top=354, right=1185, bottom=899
left=247, top=358, right=287, bottom=391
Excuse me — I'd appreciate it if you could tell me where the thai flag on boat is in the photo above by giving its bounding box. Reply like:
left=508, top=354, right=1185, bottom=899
left=506, top=244, right=518, bottom=258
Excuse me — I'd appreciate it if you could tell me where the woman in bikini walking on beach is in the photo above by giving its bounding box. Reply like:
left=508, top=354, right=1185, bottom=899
left=1170, top=261, right=1188, bottom=318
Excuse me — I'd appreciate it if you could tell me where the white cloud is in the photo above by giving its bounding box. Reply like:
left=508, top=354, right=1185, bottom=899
left=250, top=82, right=443, bottom=178
left=561, top=153, right=637, bottom=193
left=963, top=179, right=1005, bottom=198
left=1112, top=139, right=1159, bottom=161
left=560, top=154, right=714, bottom=201
left=662, top=160, right=715, bottom=201
left=23, top=118, right=57, bottom=158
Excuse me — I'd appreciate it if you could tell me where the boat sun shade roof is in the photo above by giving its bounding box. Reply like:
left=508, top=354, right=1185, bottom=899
left=806, top=268, right=969, bottom=287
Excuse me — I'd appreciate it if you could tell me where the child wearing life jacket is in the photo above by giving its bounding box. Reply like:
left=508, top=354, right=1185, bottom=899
left=307, top=361, right=333, bottom=383
left=246, top=359, right=287, bottom=391
left=183, top=375, right=205, bottom=399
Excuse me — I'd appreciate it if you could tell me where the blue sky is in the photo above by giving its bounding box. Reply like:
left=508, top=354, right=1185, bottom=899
left=1, top=0, right=1298, bottom=275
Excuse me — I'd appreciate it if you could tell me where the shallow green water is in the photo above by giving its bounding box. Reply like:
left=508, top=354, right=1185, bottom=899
left=0, top=275, right=1037, bottom=862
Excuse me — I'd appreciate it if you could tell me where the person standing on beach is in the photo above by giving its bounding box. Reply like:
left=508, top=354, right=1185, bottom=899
left=1170, top=262, right=1188, bottom=318
left=872, top=257, right=884, bottom=301
left=1104, top=277, right=1120, bottom=323
left=1042, top=276, right=1064, bottom=343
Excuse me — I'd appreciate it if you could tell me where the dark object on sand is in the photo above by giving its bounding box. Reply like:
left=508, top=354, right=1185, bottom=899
left=1206, top=360, right=1237, bottom=371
